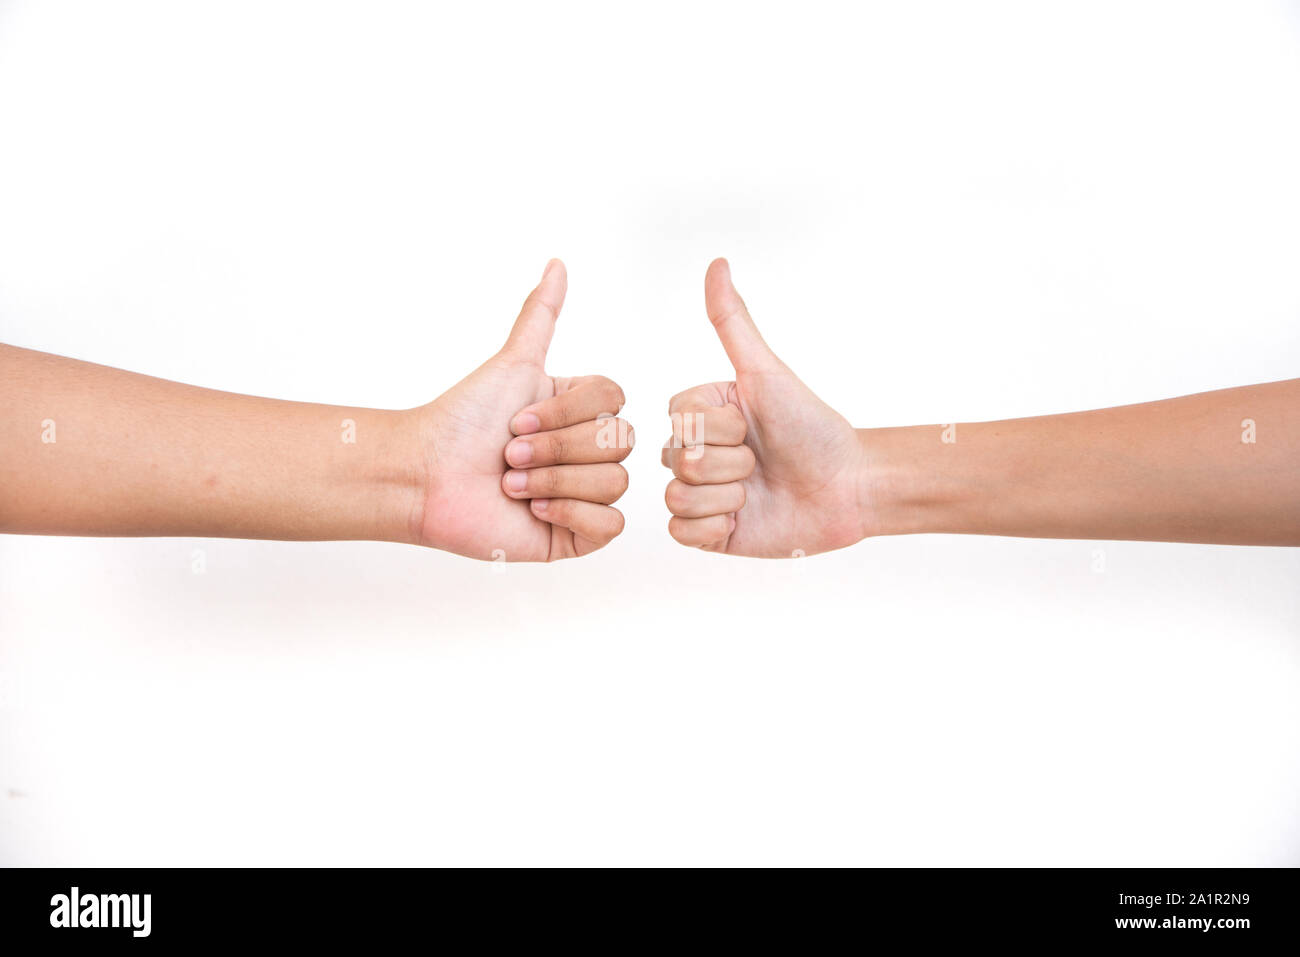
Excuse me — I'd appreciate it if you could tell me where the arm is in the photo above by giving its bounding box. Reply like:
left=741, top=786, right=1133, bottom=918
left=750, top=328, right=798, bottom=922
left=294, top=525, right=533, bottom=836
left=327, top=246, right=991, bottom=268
left=863, top=379, right=1300, bottom=546
left=0, top=343, right=421, bottom=542
left=661, top=259, right=1300, bottom=556
left=2, top=260, right=634, bottom=561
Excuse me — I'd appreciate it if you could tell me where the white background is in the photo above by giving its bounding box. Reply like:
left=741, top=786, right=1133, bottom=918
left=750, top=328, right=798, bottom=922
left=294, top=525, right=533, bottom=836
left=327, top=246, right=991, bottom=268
left=1, top=0, right=1298, bottom=865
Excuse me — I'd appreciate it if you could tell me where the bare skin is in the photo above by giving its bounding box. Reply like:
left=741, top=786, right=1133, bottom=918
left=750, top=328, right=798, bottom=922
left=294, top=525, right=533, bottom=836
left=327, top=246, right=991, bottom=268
left=663, top=259, right=1300, bottom=556
left=0, top=260, right=633, bottom=562
left=418, top=260, right=634, bottom=560
left=5, top=256, right=1295, bottom=560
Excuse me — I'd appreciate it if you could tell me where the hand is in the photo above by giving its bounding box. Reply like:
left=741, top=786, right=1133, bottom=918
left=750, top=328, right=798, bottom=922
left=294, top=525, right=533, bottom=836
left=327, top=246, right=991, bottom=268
left=413, top=260, right=634, bottom=561
left=661, top=259, right=871, bottom=558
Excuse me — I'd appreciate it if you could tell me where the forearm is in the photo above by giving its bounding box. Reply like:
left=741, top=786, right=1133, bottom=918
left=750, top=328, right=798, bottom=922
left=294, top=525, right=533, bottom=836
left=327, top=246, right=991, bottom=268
left=0, top=345, right=422, bottom=543
left=864, top=379, right=1300, bottom=546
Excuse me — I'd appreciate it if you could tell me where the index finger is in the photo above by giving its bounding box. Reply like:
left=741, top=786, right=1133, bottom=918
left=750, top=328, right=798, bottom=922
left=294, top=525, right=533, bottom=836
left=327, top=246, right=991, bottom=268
left=667, top=405, right=747, bottom=448
left=511, top=375, right=626, bottom=436
left=668, top=382, right=733, bottom=415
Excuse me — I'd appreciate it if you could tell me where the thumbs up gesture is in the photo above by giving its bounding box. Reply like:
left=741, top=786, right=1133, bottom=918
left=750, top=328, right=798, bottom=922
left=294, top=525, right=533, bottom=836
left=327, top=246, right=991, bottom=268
left=661, top=260, right=871, bottom=557
left=416, top=260, right=633, bottom=561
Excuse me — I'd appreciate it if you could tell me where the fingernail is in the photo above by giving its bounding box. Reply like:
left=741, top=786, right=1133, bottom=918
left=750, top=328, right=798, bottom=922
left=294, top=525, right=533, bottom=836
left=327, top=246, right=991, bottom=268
left=532, top=498, right=549, bottom=513
left=512, top=412, right=541, bottom=435
left=506, top=441, right=533, bottom=467
left=505, top=471, right=527, bottom=493
left=542, top=259, right=559, bottom=280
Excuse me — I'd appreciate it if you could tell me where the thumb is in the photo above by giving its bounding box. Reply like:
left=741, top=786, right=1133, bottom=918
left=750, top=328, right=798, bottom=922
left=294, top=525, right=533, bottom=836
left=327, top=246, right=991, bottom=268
left=502, top=259, right=567, bottom=363
left=704, top=258, right=782, bottom=374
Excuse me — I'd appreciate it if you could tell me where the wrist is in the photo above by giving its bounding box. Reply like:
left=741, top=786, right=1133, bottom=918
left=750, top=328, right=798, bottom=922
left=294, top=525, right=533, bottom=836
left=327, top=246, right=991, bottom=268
left=854, top=424, right=976, bottom=538
left=336, top=406, right=428, bottom=547
left=385, top=406, right=435, bottom=547
left=245, top=401, right=428, bottom=545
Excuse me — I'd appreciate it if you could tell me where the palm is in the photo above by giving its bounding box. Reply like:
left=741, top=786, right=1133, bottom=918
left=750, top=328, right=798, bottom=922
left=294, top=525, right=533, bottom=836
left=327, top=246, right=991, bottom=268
left=417, top=355, right=559, bottom=561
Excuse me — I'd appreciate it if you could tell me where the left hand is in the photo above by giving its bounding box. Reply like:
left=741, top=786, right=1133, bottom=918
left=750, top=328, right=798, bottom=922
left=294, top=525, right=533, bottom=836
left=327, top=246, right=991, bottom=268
left=660, top=259, right=869, bottom=558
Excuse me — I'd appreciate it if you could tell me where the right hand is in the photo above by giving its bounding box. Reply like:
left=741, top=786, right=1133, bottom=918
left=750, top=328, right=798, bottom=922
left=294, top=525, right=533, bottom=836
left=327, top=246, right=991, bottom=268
left=413, top=260, right=633, bottom=562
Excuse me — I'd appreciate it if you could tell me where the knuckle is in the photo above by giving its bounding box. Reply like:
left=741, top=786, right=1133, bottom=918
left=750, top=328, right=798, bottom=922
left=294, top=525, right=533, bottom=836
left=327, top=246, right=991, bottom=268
left=547, top=434, right=568, bottom=462
left=709, top=303, right=746, bottom=329
left=726, top=405, right=747, bottom=438
left=664, top=479, right=688, bottom=514
left=524, top=291, right=558, bottom=322
left=667, top=516, right=689, bottom=544
left=738, top=445, right=757, bottom=476
left=595, top=376, right=625, bottom=411
left=676, top=453, right=701, bottom=484
left=551, top=402, right=575, bottom=429
left=542, top=468, right=562, bottom=495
